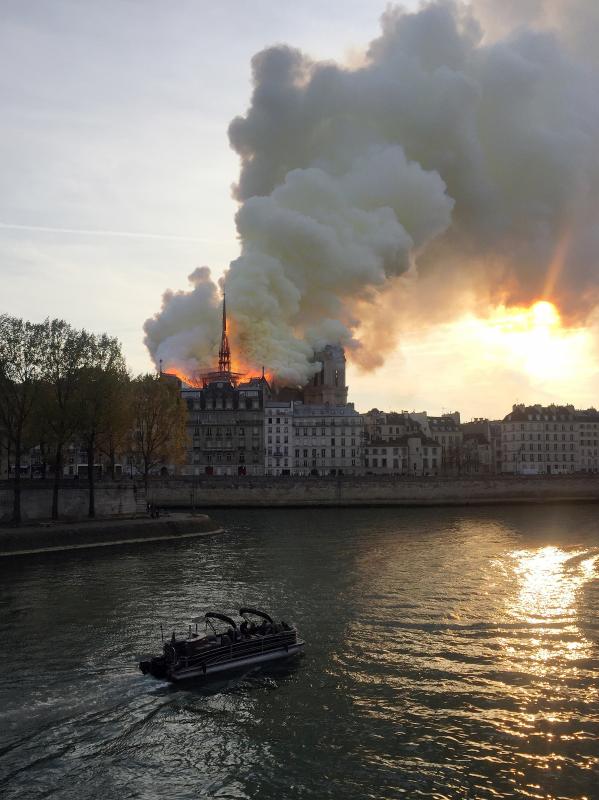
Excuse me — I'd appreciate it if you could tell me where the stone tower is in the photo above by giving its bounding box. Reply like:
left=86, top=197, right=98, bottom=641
left=303, top=344, right=348, bottom=406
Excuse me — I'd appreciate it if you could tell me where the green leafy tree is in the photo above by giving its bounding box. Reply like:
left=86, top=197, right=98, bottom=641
left=0, top=315, right=45, bottom=524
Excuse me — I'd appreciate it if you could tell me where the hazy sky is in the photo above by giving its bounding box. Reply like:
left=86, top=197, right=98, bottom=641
left=2, top=0, right=598, bottom=419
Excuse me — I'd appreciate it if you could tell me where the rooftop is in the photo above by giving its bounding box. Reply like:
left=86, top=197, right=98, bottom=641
left=504, top=404, right=599, bottom=423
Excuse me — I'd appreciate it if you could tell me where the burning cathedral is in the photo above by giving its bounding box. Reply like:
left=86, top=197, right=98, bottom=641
left=169, top=297, right=360, bottom=477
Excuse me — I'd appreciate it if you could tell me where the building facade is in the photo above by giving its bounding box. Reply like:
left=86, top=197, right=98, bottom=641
left=363, top=410, right=458, bottom=475
left=183, top=376, right=270, bottom=476
left=264, top=400, right=295, bottom=475
left=460, top=418, right=493, bottom=474
left=364, top=434, right=441, bottom=475
left=501, top=404, right=599, bottom=474
left=265, top=401, right=363, bottom=476
left=426, top=413, right=463, bottom=473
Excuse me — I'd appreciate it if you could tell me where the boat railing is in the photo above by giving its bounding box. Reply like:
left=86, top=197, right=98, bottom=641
left=178, top=630, right=297, bottom=671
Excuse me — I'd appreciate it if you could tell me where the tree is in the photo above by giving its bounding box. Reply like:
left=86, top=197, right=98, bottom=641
left=96, top=370, right=133, bottom=481
left=75, top=334, right=127, bottom=517
left=0, top=315, right=45, bottom=524
left=129, top=374, right=187, bottom=491
left=41, top=320, right=94, bottom=520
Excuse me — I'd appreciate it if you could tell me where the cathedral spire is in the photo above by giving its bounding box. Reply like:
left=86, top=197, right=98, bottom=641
left=218, top=292, right=231, bottom=373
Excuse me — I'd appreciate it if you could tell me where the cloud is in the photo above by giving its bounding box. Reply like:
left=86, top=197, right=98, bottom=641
left=146, top=0, right=599, bottom=383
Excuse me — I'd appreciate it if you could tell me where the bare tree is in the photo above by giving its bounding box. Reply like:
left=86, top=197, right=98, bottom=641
left=129, top=374, right=187, bottom=492
left=97, top=370, right=133, bottom=481
left=75, top=334, right=127, bottom=517
left=41, top=320, right=93, bottom=520
left=0, top=315, right=45, bottom=524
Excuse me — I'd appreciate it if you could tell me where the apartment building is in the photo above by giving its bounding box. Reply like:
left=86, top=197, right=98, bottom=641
left=265, top=401, right=363, bottom=476
left=182, top=375, right=270, bottom=476
left=363, top=434, right=441, bottom=476
left=501, top=404, right=599, bottom=474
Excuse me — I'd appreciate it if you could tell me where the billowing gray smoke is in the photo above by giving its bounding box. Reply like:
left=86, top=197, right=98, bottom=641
left=145, top=0, right=599, bottom=385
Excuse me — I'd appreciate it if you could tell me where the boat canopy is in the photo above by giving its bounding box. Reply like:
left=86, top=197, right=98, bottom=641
left=240, top=607, right=273, bottom=624
left=204, top=612, right=237, bottom=629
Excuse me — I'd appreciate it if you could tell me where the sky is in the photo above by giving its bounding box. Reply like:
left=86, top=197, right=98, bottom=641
left=2, top=0, right=598, bottom=419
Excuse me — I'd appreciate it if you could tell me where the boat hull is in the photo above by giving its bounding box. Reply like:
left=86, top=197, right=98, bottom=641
left=140, top=639, right=304, bottom=683
left=170, top=640, right=304, bottom=682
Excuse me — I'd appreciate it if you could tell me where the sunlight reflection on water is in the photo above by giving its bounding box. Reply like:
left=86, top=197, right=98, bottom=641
left=1, top=507, right=599, bottom=799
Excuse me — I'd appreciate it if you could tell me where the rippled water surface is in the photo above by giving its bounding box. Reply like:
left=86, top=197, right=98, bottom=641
left=2, top=506, right=599, bottom=799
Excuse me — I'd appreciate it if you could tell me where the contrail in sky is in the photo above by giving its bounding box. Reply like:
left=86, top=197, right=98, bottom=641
left=0, top=221, right=220, bottom=243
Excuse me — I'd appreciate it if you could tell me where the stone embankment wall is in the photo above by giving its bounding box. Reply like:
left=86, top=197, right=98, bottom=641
left=3, top=475, right=599, bottom=521
left=0, top=514, right=222, bottom=556
left=150, top=475, right=599, bottom=508
left=0, top=481, right=141, bottom=523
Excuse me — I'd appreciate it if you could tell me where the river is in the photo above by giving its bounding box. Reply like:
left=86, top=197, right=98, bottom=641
left=1, top=505, right=598, bottom=799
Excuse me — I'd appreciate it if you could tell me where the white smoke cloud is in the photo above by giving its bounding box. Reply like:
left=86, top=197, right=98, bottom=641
left=146, top=0, right=599, bottom=383
left=143, top=266, right=221, bottom=378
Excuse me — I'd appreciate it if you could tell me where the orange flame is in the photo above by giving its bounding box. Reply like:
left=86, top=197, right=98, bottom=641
left=161, top=361, right=273, bottom=387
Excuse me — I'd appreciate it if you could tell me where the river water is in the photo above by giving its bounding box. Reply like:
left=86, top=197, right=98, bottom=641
left=1, top=506, right=599, bottom=799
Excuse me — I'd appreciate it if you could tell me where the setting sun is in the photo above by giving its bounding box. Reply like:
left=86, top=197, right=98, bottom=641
left=530, top=300, right=559, bottom=327
left=464, top=300, right=590, bottom=383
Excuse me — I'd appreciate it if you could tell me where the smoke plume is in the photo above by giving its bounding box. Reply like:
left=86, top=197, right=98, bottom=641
left=145, top=0, right=599, bottom=384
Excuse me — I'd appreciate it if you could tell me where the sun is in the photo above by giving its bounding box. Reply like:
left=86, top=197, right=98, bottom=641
left=461, top=299, right=590, bottom=383
left=530, top=300, right=559, bottom=328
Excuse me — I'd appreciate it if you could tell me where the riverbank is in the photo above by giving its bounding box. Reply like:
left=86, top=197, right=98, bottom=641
left=3, top=475, right=599, bottom=523
left=0, top=480, right=142, bottom=523
left=0, top=514, right=224, bottom=557
left=152, top=474, right=599, bottom=508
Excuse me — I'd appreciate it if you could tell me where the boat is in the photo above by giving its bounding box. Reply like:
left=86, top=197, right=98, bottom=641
left=139, top=607, right=304, bottom=682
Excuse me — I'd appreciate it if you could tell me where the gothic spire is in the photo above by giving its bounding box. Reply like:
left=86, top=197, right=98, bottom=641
left=218, top=292, right=231, bottom=373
